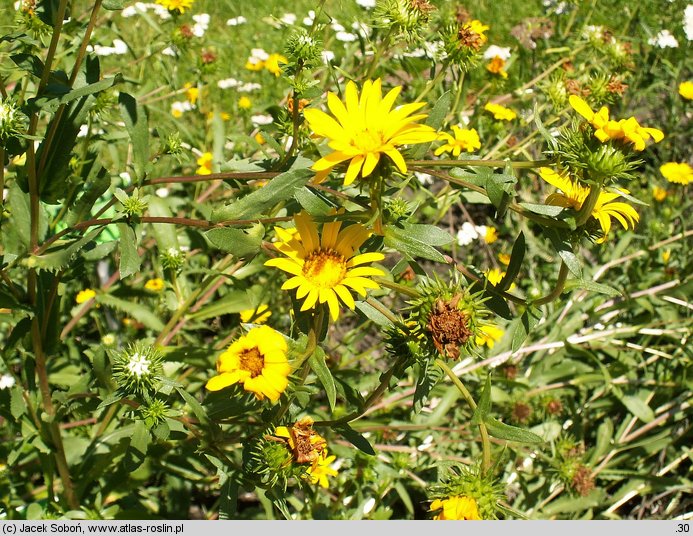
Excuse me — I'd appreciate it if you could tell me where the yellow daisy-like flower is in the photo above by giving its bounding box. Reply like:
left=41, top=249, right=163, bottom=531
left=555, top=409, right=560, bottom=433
left=205, top=326, right=291, bottom=402
left=184, top=84, right=199, bottom=105
left=652, top=185, right=667, bottom=202
left=485, top=268, right=515, bottom=290
left=245, top=59, right=265, bottom=71
left=430, top=496, right=481, bottom=520
left=498, top=252, right=511, bottom=265
left=486, top=56, right=508, bottom=79
left=144, top=278, right=165, bottom=292
left=264, top=53, right=287, bottom=76
left=483, top=226, right=498, bottom=244
left=302, top=79, right=437, bottom=185
left=196, top=152, right=213, bottom=175
left=476, top=324, right=504, bottom=349
left=484, top=102, right=517, bottom=121
left=662, top=249, right=671, bottom=264
left=239, top=304, right=271, bottom=324
left=305, top=452, right=338, bottom=489
left=76, top=288, right=96, bottom=304
left=463, top=20, right=489, bottom=44
left=155, top=0, right=194, bottom=14
left=679, top=81, right=693, bottom=100
left=660, top=162, right=692, bottom=185
left=569, top=95, right=664, bottom=151
left=238, top=96, right=252, bottom=109
left=539, top=167, right=639, bottom=242
left=264, top=212, right=385, bottom=321
left=435, top=126, right=481, bottom=156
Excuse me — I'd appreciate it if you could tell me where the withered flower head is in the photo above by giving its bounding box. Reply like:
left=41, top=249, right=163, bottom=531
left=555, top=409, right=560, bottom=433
left=270, top=417, right=327, bottom=464
left=571, top=465, right=595, bottom=497
left=426, top=295, right=473, bottom=360
left=606, top=77, right=628, bottom=96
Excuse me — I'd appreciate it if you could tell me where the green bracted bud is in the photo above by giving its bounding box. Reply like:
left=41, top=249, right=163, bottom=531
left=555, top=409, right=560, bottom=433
left=161, top=247, right=186, bottom=272
left=111, top=342, right=164, bottom=399
left=373, top=0, right=436, bottom=43
left=0, top=99, right=28, bottom=147
left=242, top=430, right=308, bottom=492
left=283, top=29, right=323, bottom=74
left=428, top=464, right=505, bottom=520
left=114, top=187, right=149, bottom=217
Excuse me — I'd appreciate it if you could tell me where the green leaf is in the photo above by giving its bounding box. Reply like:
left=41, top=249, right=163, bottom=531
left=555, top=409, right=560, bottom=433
left=147, top=197, right=181, bottom=253
left=293, top=186, right=332, bottom=216
left=336, top=424, right=375, bottom=455
left=10, top=386, right=25, bottom=420
left=564, top=279, right=621, bottom=297
left=355, top=300, right=394, bottom=328
left=34, top=75, right=122, bottom=113
left=472, top=375, right=492, bottom=425
left=96, top=294, right=164, bottom=331
left=119, top=92, right=149, bottom=181
left=518, top=202, right=566, bottom=217
left=511, top=306, right=542, bottom=352
left=497, top=231, right=525, bottom=292
left=211, top=168, right=312, bottom=222
left=176, top=387, right=211, bottom=427
left=218, top=479, right=239, bottom=520
left=485, top=171, right=516, bottom=216
left=11, top=53, right=45, bottom=79
left=117, top=223, right=141, bottom=279
left=308, top=346, right=336, bottom=411
left=64, top=164, right=111, bottom=227
left=408, top=90, right=451, bottom=159
left=617, top=391, right=655, bottom=423
left=123, top=420, right=150, bottom=471
left=485, top=417, right=544, bottom=443
left=205, top=225, right=264, bottom=258
left=102, top=0, right=126, bottom=9
left=384, top=223, right=452, bottom=262
left=413, top=361, right=443, bottom=414
left=31, top=226, right=107, bottom=272
left=545, top=228, right=582, bottom=279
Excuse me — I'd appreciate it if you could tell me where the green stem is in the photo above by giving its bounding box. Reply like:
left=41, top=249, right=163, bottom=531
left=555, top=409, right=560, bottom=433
left=373, top=278, right=420, bottom=298
left=407, top=159, right=551, bottom=169
left=364, top=296, right=399, bottom=324
left=532, top=261, right=569, bottom=306
left=450, top=70, right=466, bottom=117
left=365, top=27, right=394, bottom=80
left=435, top=359, right=492, bottom=475
left=416, top=59, right=451, bottom=102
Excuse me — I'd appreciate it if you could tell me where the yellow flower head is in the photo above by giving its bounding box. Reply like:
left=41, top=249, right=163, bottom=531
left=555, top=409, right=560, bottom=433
left=265, top=212, right=385, bottom=321
left=483, top=226, right=498, bottom=244
left=303, top=79, right=438, bottom=185
left=486, top=56, right=508, bottom=78
left=661, top=249, right=671, bottom=264
left=484, top=102, right=516, bottom=121
left=430, top=495, right=481, bottom=520
left=679, top=81, right=693, bottom=100
left=155, top=0, right=194, bottom=13
left=539, top=167, right=639, bottom=242
left=569, top=95, right=664, bottom=151
left=660, top=162, right=692, bottom=186
left=435, top=126, right=481, bottom=156
left=205, top=326, right=291, bottom=402
left=196, top=152, right=213, bottom=175
left=652, top=185, right=667, bottom=202
left=239, top=304, right=271, bottom=324
left=144, top=278, right=165, bottom=292
left=484, top=268, right=514, bottom=290
left=238, top=96, right=252, bottom=109
left=245, top=59, right=265, bottom=71
left=498, top=252, right=511, bottom=265
left=76, top=288, right=96, bottom=304
left=475, top=324, right=504, bottom=349
left=254, top=132, right=266, bottom=145
left=264, top=53, right=287, bottom=76
left=305, top=451, right=338, bottom=489
left=184, top=84, right=199, bottom=105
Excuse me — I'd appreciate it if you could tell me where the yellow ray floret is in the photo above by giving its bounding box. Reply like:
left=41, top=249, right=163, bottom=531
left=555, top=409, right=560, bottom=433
left=206, top=326, right=291, bottom=402
left=568, top=95, right=664, bottom=151
left=539, top=167, right=639, bottom=243
left=265, top=212, right=385, bottom=321
left=303, top=79, right=437, bottom=185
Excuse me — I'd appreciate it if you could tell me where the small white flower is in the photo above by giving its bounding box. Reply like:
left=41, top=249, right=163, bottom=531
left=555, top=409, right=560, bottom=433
left=335, top=31, right=357, bottom=42
left=331, top=21, right=345, bottom=32
left=484, top=45, right=512, bottom=60
left=280, top=13, right=297, bottom=25
left=414, top=171, right=433, bottom=185
left=113, top=39, right=128, bottom=54
left=121, top=5, right=138, bottom=17
left=155, top=187, right=170, bottom=198
left=192, top=13, right=210, bottom=37
left=251, top=114, right=273, bottom=126
left=161, top=46, right=178, bottom=57
left=456, top=222, right=479, bottom=246
left=362, top=498, right=376, bottom=515
left=127, top=352, right=151, bottom=377
left=417, top=434, right=434, bottom=451
left=226, top=15, right=247, bottom=26
left=303, top=10, right=316, bottom=26
left=250, top=48, right=269, bottom=61
left=351, top=21, right=370, bottom=37
left=321, top=50, right=335, bottom=63
left=217, top=77, right=242, bottom=89
left=238, top=82, right=262, bottom=92
left=0, top=374, right=15, bottom=390
left=583, top=25, right=605, bottom=41
left=171, top=101, right=193, bottom=115
left=356, top=0, right=376, bottom=7
left=684, top=4, right=693, bottom=40
left=648, top=29, right=679, bottom=48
